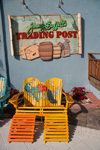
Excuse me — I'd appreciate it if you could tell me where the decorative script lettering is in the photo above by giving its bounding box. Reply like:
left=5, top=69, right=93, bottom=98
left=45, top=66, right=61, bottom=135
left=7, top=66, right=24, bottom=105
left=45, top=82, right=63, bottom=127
left=26, top=20, right=67, bottom=37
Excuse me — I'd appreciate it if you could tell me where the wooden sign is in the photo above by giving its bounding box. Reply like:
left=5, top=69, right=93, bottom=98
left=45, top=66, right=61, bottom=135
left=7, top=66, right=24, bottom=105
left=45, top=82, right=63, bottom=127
left=8, top=14, right=82, bottom=60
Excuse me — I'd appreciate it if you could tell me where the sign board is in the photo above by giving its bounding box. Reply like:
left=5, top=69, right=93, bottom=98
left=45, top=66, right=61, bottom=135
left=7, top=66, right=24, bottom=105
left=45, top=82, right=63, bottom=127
left=8, top=14, right=82, bottom=60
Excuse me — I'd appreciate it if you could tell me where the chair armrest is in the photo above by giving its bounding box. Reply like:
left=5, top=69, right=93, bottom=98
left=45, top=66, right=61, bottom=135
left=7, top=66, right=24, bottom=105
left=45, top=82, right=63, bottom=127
left=62, top=90, right=74, bottom=108
left=9, top=91, right=24, bottom=109
left=16, top=91, right=24, bottom=109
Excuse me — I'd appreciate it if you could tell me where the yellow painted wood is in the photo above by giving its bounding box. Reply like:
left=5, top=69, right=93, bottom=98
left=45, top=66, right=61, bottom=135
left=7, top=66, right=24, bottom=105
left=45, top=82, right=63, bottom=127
left=45, top=118, right=67, bottom=120
left=45, top=135, right=68, bottom=138
left=44, top=126, right=67, bottom=128
left=45, top=115, right=67, bottom=117
left=44, top=114, right=69, bottom=143
left=45, top=120, right=68, bottom=122
left=22, top=77, right=63, bottom=107
left=9, top=77, right=74, bottom=144
left=16, top=110, right=67, bottom=114
left=41, top=111, right=66, bottom=112
left=44, top=123, right=67, bottom=125
left=9, top=77, right=74, bottom=112
left=44, top=129, right=67, bottom=131
left=44, top=132, right=68, bottom=134
left=44, top=139, right=68, bottom=142
left=45, top=116, right=68, bottom=119
left=16, top=110, right=43, bottom=113
left=18, top=106, right=65, bottom=109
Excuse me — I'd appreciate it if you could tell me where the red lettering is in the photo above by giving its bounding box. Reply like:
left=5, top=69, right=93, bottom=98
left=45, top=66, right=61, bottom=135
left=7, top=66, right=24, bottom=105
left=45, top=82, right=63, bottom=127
left=16, top=30, right=78, bottom=40
left=22, top=32, right=27, bottom=39
left=16, top=33, right=22, bottom=40
left=43, top=31, right=48, bottom=38
left=56, top=31, right=62, bottom=38
left=27, top=33, right=34, bottom=39
left=39, top=32, right=43, bottom=39
left=33, top=32, right=38, bottom=39
left=62, top=31, right=67, bottom=38
left=49, top=31, right=54, bottom=38
left=72, top=31, right=78, bottom=38
left=68, top=31, right=72, bottom=38
left=16, top=32, right=33, bottom=40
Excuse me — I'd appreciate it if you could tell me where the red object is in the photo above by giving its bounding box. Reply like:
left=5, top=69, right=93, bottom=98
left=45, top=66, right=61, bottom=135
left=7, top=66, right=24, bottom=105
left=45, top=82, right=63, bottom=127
left=38, top=84, right=47, bottom=92
left=71, top=87, right=87, bottom=101
left=71, top=92, right=100, bottom=110
left=10, top=88, right=19, bottom=97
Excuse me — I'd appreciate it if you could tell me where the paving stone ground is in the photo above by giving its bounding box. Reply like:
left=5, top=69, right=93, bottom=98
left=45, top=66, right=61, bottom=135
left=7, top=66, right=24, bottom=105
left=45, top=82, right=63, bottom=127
left=68, top=92, right=100, bottom=130
left=0, top=119, right=100, bottom=150
left=68, top=108, right=100, bottom=130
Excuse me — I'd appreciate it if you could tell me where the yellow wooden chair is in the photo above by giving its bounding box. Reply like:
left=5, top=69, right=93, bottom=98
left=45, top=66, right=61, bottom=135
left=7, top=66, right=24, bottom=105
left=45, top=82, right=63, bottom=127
left=15, top=77, right=74, bottom=113
left=8, top=77, right=74, bottom=143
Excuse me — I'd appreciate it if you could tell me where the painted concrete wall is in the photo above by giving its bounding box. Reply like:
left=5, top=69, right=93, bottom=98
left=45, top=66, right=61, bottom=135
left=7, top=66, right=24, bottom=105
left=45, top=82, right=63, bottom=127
left=0, top=0, right=100, bottom=99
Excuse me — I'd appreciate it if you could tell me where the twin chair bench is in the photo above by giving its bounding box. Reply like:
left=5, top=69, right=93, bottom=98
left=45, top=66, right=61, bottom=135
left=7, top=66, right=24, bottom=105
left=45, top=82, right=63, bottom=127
left=8, top=77, right=74, bottom=143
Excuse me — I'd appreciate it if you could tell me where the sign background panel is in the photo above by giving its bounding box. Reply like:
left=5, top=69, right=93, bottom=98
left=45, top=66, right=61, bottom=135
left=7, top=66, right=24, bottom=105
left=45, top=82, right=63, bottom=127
left=8, top=14, right=82, bottom=59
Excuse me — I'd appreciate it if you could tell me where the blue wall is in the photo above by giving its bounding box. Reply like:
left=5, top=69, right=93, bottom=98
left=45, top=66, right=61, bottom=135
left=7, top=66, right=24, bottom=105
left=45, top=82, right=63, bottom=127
left=0, top=0, right=100, bottom=99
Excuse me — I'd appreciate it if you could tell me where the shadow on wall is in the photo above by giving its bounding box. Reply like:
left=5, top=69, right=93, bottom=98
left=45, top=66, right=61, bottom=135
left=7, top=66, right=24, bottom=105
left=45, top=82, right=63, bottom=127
left=59, top=7, right=85, bottom=58
left=0, top=60, right=3, bottom=69
left=12, top=19, right=20, bottom=60
left=81, top=18, right=85, bottom=58
left=0, top=60, right=4, bottom=76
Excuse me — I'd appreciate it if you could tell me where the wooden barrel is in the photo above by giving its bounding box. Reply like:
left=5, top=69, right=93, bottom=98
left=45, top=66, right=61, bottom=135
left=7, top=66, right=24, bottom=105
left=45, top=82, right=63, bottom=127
left=39, top=42, right=53, bottom=60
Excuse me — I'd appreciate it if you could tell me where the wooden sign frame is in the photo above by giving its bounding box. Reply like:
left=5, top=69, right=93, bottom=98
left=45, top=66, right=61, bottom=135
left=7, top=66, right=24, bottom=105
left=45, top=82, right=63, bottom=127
left=8, top=14, right=82, bottom=60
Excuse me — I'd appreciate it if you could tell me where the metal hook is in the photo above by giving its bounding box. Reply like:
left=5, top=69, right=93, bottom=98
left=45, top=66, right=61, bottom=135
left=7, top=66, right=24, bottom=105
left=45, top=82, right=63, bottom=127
left=58, top=0, right=64, bottom=8
left=21, top=0, right=28, bottom=9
